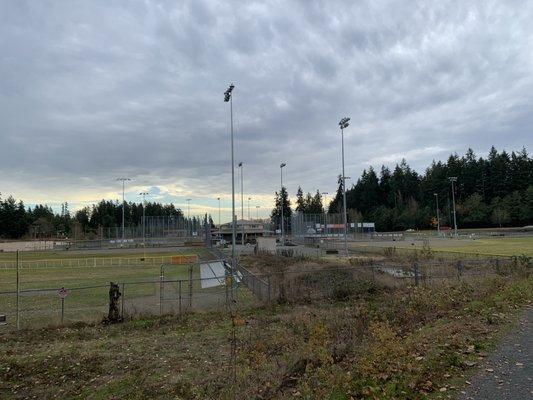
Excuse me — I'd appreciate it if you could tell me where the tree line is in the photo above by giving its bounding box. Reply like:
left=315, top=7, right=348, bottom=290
left=0, top=198, right=184, bottom=239
left=271, top=146, right=532, bottom=231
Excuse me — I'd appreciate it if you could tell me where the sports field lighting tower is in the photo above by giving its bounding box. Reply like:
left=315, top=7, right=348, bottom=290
left=338, top=117, right=350, bottom=256
left=433, top=193, right=440, bottom=235
left=255, top=205, right=260, bottom=221
left=238, top=162, right=244, bottom=245
left=449, top=177, right=458, bottom=237
left=139, top=191, right=149, bottom=247
left=116, top=177, right=131, bottom=244
left=280, top=163, right=286, bottom=245
left=321, top=191, right=329, bottom=236
left=224, top=83, right=237, bottom=270
left=248, top=197, right=251, bottom=220
left=217, top=197, right=221, bottom=227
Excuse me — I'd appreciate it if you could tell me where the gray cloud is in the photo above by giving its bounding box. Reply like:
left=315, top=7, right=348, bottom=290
left=0, top=0, right=532, bottom=219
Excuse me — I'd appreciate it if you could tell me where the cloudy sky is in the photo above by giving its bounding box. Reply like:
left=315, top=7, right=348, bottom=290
left=1, top=0, right=532, bottom=221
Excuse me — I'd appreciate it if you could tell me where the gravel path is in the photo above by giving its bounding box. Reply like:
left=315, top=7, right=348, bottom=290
left=457, top=307, right=532, bottom=400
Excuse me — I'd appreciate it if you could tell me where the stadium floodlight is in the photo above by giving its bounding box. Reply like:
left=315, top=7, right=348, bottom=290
left=280, top=163, right=286, bottom=245
left=224, top=83, right=237, bottom=280
left=116, top=178, right=131, bottom=245
left=449, top=177, right=458, bottom=237
left=255, top=205, right=260, bottom=221
left=434, top=193, right=440, bottom=234
left=338, top=117, right=350, bottom=256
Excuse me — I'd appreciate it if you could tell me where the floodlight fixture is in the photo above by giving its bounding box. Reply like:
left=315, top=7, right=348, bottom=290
left=224, top=83, right=234, bottom=102
left=223, top=82, right=236, bottom=277
left=339, top=117, right=350, bottom=129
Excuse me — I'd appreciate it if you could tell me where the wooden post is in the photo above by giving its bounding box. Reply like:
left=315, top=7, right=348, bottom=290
left=188, top=264, right=193, bottom=308
left=456, top=260, right=463, bottom=281
left=413, top=262, right=420, bottom=286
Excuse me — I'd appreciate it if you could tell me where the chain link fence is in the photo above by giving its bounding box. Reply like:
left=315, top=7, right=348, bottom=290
left=1, top=248, right=529, bottom=331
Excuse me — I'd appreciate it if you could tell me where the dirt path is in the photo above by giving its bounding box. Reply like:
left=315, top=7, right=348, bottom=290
left=457, top=307, right=532, bottom=399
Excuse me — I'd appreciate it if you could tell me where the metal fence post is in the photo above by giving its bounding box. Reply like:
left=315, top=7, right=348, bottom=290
left=188, top=264, right=193, bottom=308
left=61, top=297, right=65, bottom=325
left=179, top=280, right=182, bottom=314
left=121, top=282, right=125, bottom=318
left=16, top=250, right=20, bottom=330
left=159, top=265, right=164, bottom=316
left=413, top=262, right=420, bottom=286
left=267, top=274, right=271, bottom=303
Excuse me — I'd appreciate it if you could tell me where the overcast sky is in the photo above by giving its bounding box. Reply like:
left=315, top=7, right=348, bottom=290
left=1, top=0, right=532, bottom=221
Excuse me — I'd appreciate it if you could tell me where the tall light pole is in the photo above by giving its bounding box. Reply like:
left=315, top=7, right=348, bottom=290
left=186, top=199, right=191, bottom=236
left=116, top=177, right=131, bottom=244
left=280, top=163, right=286, bottom=245
left=433, top=193, right=440, bottom=235
left=140, top=192, right=149, bottom=247
left=339, top=117, right=350, bottom=256
left=238, top=162, right=244, bottom=245
left=224, top=83, right=236, bottom=271
left=449, top=177, right=458, bottom=237
left=255, top=205, right=260, bottom=221
left=248, top=197, right=251, bottom=220
left=322, top=191, right=328, bottom=237
left=217, top=197, right=221, bottom=227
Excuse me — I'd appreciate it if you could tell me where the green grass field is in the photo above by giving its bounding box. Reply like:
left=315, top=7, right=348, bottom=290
left=350, top=236, right=533, bottom=257
left=0, top=247, right=225, bottom=329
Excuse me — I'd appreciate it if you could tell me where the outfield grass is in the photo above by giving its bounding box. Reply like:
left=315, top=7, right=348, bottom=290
left=0, top=247, right=221, bottom=329
left=0, top=246, right=213, bottom=261
left=1, top=274, right=530, bottom=399
left=350, top=236, right=533, bottom=257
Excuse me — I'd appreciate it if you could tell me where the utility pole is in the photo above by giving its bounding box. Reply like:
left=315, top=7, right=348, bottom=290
left=280, top=163, right=286, bottom=245
left=238, top=162, right=244, bottom=245
left=186, top=199, right=191, bottom=236
left=322, top=192, right=328, bottom=237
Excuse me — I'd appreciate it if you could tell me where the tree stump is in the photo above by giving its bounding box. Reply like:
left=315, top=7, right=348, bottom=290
left=107, top=282, right=123, bottom=323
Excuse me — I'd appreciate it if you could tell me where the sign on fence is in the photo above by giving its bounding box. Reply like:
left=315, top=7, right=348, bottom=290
left=58, top=287, right=69, bottom=299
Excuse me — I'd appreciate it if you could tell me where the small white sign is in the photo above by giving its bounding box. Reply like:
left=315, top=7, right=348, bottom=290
left=58, top=287, right=69, bottom=299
